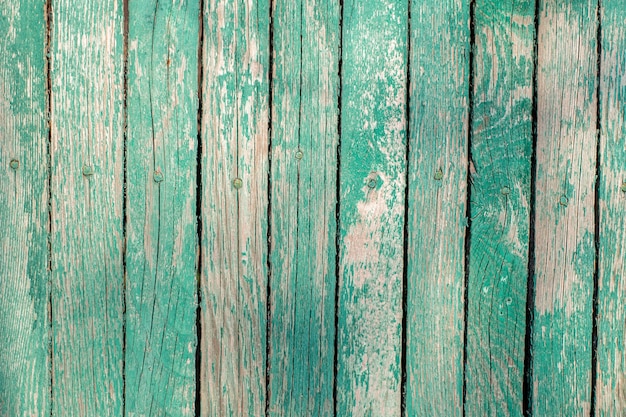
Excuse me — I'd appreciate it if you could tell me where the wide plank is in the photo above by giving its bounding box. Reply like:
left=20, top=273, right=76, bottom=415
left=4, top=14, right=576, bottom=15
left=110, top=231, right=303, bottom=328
left=0, top=0, right=50, bottom=415
left=336, top=0, right=408, bottom=414
left=465, top=1, right=535, bottom=415
left=267, top=0, right=340, bottom=415
left=404, top=1, right=470, bottom=415
left=49, top=0, right=125, bottom=414
left=595, top=1, right=626, bottom=414
left=532, top=0, right=598, bottom=414
left=200, top=0, right=270, bottom=414
left=125, top=0, right=199, bottom=414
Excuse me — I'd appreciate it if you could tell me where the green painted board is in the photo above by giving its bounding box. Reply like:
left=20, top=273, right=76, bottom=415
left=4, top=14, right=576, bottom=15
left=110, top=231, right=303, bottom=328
left=268, top=0, right=339, bottom=415
left=532, top=0, right=598, bottom=414
left=50, top=0, right=125, bottom=414
left=0, top=0, right=50, bottom=415
left=336, top=0, right=407, bottom=414
left=200, top=0, right=270, bottom=415
left=465, top=1, right=535, bottom=416
left=125, top=0, right=199, bottom=415
left=596, top=1, right=626, bottom=414
left=405, top=1, right=469, bottom=415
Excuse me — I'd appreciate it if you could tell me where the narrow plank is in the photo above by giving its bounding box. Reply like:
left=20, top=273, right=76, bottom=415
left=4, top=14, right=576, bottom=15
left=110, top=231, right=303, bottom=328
left=465, top=1, right=535, bottom=415
left=532, top=0, right=598, bottom=414
left=200, top=0, right=270, bottom=414
left=125, top=0, right=199, bottom=414
left=50, top=0, right=125, bottom=414
left=0, top=0, right=50, bottom=415
left=405, top=1, right=470, bottom=415
left=596, top=1, right=626, bottom=414
left=267, top=0, right=340, bottom=415
left=336, top=0, right=408, bottom=414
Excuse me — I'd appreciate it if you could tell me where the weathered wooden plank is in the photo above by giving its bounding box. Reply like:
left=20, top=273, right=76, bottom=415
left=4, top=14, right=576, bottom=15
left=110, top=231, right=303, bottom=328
left=200, top=0, right=270, bottom=414
left=125, top=0, right=198, bottom=415
left=49, top=0, right=125, bottom=414
left=465, top=1, right=535, bottom=415
left=0, top=0, right=50, bottom=415
left=404, top=1, right=469, bottom=415
left=336, top=0, right=407, bottom=414
left=267, top=0, right=339, bottom=415
left=532, top=0, right=598, bottom=414
left=596, top=2, right=626, bottom=414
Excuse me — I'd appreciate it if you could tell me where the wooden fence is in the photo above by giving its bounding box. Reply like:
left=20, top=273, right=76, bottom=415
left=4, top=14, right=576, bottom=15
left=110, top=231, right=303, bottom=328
left=1, top=0, right=625, bottom=415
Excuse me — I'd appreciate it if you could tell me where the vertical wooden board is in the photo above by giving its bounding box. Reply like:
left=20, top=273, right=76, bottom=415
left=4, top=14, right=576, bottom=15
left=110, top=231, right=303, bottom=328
left=532, top=0, right=598, bottom=414
left=125, top=0, right=198, bottom=415
left=200, top=0, right=270, bottom=415
left=405, top=1, right=469, bottom=415
left=50, top=0, right=125, bottom=414
left=336, top=0, right=407, bottom=414
left=465, top=1, right=535, bottom=415
left=596, top=2, right=626, bottom=414
left=268, top=0, right=339, bottom=415
left=0, top=0, right=50, bottom=415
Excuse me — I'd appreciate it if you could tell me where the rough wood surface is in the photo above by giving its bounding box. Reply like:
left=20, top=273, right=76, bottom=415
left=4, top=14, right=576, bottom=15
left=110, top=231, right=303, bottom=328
left=125, top=0, right=199, bottom=415
left=49, top=0, right=125, bottom=415
left=0, top=0, right=50, bottom=415
left=267, top=0, right=340, bottom=415
left=200, top=0, right=270, bottom=415
left=404, top=1, right=469, bottom=415
left=465, top=1, right=535, bottom=416
left=336, top=0, right=408, bottom=414
left=532, top=0, right=598, bottom=414
left=596, top=1, right=626, bottom=414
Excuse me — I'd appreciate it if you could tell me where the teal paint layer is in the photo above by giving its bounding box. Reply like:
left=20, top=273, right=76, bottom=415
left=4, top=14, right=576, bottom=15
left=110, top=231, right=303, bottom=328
left=596, top=1, right=626, bottom=414
left=268, top=0, right=340, bottom=415
left=336, top=0, right=408, bottom=414
left=405, top=1, right=470, bottom=415
left=50, top=0, right=125, bottom=414
left=125, top=0, right=199, bottom=415
left=465, top=1, right=535, bottom=415
left=532, top=0, right=598, bottom=415
left=0, top=0, right=50, bottom=415
left=200, top=0, right=270, bottom=415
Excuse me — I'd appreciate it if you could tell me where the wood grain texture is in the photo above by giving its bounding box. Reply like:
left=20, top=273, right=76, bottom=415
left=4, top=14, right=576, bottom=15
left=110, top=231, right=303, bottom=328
left=404, top=1, right=469, bottom=415
left=200, top=0, right=270, bottom=415
left=596, top=2, right=626, bottom=414
left=125, top=0, right=198, bottom=415
left=532, top=0, right=598, bottom=414
left=49, top=0, right=125, bottom=414
left=267, top=0, right=339, bottom=415
left=0, top=0, right=50, bottom=415
left=336, top=0, right=407, bottom=414
left=465, top=1, right=534, bottom=415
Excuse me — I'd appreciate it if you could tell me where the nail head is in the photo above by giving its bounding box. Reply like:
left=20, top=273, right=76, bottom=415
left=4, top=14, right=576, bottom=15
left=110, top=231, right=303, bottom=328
left=367, top=179, right=377, bottom=189
left=82, top=165, right=94, bottom=176
left=434, top=168, right=443, bottom=181
left=621, top=182, right=626, bottom=193
left=559, top=195, right=568, bottom=207
left=233, top=177, right=243, bottom=189
left=153, top=170, right=164, bottom=183
left=9, top=159, right=19, bottom=170
left=295, top=150, right=303, bottom=160
left=500, top=186, right=510, bottom=195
